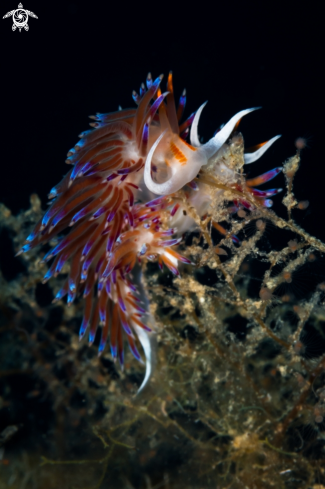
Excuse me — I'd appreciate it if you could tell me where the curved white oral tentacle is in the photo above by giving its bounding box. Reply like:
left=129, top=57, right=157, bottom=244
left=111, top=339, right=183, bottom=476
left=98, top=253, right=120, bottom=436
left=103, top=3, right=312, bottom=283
left=144, top=131, right=207, bottom=195
left=202, top=107, right=261, bottom=160
left=143, top=131, right=170, bottom=195
left=244, top=135, right=282, bottom=164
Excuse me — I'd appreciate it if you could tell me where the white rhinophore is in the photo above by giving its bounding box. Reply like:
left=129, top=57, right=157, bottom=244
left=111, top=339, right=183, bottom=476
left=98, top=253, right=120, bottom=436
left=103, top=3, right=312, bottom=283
left=190, top=101, right=207, bottom=147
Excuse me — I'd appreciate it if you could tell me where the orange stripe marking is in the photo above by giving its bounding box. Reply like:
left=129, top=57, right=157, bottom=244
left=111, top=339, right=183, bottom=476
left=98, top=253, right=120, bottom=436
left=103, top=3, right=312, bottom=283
left=170, top=142, right=187, bottom=165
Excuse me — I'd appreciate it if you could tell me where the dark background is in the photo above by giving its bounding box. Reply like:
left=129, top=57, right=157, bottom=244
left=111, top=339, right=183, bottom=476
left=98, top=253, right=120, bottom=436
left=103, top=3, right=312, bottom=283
left=1, top=3, right=325, bottom=480
left=1, top=1, right=324, bottom=241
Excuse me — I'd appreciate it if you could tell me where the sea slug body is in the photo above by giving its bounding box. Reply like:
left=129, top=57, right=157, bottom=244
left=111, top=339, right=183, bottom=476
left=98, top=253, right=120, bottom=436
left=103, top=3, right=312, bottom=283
left=19, top=72, right=282, bottom=391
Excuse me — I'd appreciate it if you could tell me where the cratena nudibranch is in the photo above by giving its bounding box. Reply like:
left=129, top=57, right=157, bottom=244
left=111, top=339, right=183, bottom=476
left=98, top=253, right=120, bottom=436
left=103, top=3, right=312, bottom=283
left=18, top=72, right=282, bottom=391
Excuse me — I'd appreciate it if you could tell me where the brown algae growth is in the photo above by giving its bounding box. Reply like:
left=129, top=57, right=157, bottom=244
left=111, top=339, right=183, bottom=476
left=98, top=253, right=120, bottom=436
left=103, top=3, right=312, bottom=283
left=1, top=141, right=325, bottom=487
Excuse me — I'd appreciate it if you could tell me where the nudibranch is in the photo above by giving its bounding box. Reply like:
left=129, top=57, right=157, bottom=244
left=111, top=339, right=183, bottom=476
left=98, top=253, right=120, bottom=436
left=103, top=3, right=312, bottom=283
left=18, top=72, right=282, bottom=392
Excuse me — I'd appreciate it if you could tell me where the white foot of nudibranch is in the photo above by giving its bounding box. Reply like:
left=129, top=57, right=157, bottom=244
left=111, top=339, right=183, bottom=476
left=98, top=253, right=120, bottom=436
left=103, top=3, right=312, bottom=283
left=134, top=324, right=156, bottom=394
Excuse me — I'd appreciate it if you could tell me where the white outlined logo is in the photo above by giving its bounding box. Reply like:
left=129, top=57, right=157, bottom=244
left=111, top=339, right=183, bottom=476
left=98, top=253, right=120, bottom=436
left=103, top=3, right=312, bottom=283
left=3, top=3, right=38, bottom=32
